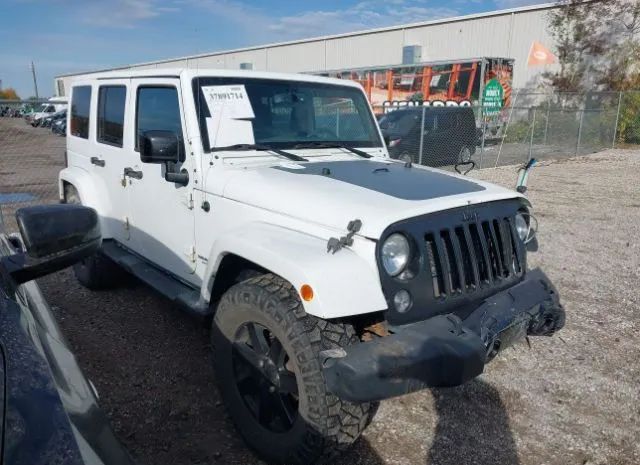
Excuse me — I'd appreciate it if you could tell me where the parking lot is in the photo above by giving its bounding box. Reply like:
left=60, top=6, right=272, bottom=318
left=1, top=116, right=639, bottom=465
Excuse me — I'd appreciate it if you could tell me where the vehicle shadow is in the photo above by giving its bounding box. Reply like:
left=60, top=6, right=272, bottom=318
left=427, top=380, right=521, bottom=465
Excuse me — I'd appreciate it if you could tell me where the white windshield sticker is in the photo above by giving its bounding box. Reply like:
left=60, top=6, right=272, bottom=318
left=206, top=117, right=255, bottom=147
left=201, top=85, right=255, bottom=120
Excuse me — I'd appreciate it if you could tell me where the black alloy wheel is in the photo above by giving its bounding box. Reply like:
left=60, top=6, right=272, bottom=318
left=231, top=321, right=299, bottom=432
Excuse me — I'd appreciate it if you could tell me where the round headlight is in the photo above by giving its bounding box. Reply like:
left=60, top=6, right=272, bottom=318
left=381, top=233, right=410, bottom=276
left=515, top=213, right=529, bottom=241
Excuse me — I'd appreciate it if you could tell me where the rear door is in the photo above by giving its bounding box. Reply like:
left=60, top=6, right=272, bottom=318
left=125, top=79, right=197, bottom=281
left=67, top=82, right=130, bottom=242
left=93, top=80, right=136, bottom=243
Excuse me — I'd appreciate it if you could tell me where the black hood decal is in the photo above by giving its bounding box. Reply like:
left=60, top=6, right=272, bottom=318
left=273, top=160, right=485, bottom=201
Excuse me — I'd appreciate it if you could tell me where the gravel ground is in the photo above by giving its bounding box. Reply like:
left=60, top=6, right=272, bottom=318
left=2, top=118, right=638, bottom=465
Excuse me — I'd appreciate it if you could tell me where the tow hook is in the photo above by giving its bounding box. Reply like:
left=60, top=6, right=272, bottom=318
left=528, top=302, right=566, bottom=336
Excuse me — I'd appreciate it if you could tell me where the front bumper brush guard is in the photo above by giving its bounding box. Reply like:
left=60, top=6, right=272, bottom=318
left=322, top=269, right=565, bottom=403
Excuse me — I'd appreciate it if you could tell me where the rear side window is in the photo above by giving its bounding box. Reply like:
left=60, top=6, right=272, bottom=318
left=70, top=86, right=91, bottom=139
left=135, top=86, right=182, bottom=151
left=378, top=111, right=419, bottom=134
left=98, top=86, right=126, bottom=147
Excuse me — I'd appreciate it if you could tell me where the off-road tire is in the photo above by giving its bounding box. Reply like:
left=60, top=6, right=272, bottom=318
left=212, top=273, right=378, bottom=465
left=64, top=184, right=123, bottom=290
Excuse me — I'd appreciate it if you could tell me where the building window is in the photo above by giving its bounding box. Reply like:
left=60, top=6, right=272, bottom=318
left=98, top=86, right=126, bottom=147
left=135, top=86, right=183, bottom=151
left=70, top=86, right=91, bottom=139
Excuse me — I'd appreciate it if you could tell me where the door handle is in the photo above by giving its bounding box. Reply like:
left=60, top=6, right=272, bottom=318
left=123, top=167, right=143, bottom=179
left=90, top=156, right=105, bottom=167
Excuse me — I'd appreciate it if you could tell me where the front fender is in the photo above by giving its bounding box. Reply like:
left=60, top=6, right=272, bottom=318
left=203, top=223, right=388, bottom=319
left=59, top=166, right=112, bottom=236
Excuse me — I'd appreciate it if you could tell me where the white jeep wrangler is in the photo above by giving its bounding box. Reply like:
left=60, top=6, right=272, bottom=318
left=59, top=69, right=565, bottom=464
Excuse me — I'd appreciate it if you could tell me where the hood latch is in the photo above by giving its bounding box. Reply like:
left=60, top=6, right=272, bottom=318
left=327, top=219, right=362, bottom=254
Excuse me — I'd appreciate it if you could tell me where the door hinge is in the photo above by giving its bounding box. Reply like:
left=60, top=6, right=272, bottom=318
left=185, top=245, right=196, bottom=263
left=183, top=192, right=194, bottom=210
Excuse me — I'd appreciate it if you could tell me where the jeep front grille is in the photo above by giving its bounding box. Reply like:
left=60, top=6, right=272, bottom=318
left=425, top=218, right=524, bottom=298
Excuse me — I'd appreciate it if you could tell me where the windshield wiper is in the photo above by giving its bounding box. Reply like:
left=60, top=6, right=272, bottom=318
left=211, top=143, right=308, bottom=162
left=292, top=142, right=373, bottom=159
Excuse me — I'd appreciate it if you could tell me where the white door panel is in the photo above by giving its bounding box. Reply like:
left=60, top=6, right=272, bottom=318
left=91, top=79, right=133, bottom=245
left=125, top=79, right=197, bottom=282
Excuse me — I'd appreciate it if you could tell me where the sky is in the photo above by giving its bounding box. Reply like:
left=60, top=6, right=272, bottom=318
left=1, top=0, right=549, bottom=98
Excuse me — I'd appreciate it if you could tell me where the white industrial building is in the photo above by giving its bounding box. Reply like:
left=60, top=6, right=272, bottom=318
left=55, top=2, right=562, bottom=97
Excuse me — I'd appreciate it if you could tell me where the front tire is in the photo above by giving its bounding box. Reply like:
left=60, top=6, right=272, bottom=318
left=212, top=274, right=377, bottom=465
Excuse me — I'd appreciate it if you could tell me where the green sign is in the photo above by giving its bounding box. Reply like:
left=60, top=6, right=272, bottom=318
left=482, top=78, right=504, bottom=116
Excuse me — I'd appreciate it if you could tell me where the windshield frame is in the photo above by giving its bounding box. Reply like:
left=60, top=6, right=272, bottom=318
left=191, top=76, right=384, bottom=153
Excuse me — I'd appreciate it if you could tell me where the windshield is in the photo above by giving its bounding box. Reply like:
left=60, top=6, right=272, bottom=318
left=193, top=77, right=382, bottom=152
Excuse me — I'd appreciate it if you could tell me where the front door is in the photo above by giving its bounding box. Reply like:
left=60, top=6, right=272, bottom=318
left=124, top=79, right=197, bottom=282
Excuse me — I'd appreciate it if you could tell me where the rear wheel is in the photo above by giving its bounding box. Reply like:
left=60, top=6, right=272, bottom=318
left=64, top=184, right=124, bottom=290
left=458, top=145, right=474, bottom=163
left=212, top=274, right=377, bottom=465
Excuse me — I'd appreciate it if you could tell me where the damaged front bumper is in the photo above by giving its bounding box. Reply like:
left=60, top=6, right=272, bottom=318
left=322, top=268, right=565, bottom=403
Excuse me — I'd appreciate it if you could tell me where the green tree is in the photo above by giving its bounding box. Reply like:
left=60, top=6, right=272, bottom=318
left=545, top=0, right=640, bottom=92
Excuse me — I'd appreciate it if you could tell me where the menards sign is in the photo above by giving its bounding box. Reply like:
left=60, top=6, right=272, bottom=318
left=316, top=57, right=513, bottom=114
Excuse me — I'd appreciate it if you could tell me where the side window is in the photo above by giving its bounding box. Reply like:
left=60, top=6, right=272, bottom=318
left=98, top=86, right=126, bottom=147
left=70, top=86, right=91, bottom=139
left=136, top=86, right=182, bottom=151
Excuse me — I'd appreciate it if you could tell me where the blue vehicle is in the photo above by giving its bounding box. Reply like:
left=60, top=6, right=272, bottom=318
left=0, top=204, right=134, bottom=465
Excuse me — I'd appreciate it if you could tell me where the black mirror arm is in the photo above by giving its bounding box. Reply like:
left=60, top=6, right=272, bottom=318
left=164, top=162, right=189, bottom=186
left=1, top=238, right=101, bottom=284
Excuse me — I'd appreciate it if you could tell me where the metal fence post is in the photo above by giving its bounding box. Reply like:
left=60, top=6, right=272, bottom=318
left=480, top=114, right=486, bottom=169
left=418, top=105, right=425, bottom=165
left=612, top=91, right=622, bottom=148
left=576, top=108, right=585, bottom=155
left=529, top=108, right=536, bottom=160
left=543, top=99, right=551, bottom=145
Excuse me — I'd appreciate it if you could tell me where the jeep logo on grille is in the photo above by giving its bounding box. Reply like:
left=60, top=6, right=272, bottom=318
left=462, top=210, right=479, bottom=223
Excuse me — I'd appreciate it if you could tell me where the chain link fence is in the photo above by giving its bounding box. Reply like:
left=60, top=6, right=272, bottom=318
left=374, top=90, right=634, bottom=171
left=0, top=91, right=638, bottom=233
left=0, top=99, right=67, bottom=232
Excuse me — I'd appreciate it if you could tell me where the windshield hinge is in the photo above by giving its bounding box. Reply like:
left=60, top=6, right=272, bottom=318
left=327, top=219, right=362, bottom=254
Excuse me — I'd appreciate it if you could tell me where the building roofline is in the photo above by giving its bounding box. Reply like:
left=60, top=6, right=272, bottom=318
left=56, top=1, right=561, bottom=79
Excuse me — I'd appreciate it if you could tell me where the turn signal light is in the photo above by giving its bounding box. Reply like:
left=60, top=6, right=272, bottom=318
left=300, top=284, right=314, bottom=302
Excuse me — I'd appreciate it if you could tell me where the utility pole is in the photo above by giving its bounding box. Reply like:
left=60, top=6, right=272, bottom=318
left=31, top=61, right=39, bottom=99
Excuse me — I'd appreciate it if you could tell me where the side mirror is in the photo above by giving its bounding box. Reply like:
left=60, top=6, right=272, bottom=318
left=1, top=204, right=101, bottom=284
left=139, top=130, right=189, bottom=186
left=139, top=130, right=183, bottom=164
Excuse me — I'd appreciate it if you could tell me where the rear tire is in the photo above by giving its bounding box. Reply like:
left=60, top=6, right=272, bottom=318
left=212, top=274, right=377, bottom=465
left=64, top=184, right=124, bottom=290
left=458, top=145, right=474, bottom=163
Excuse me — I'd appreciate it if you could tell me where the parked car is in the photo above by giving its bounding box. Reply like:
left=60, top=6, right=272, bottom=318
left=0, top=204, right=135, bottom=465
left=27, top=98, right=67, bottom=127
left=60, top=69, right=565, bottom=465
left=52, top=116, right=67, bottom=136
left=41, top=108, right=67, bottom=128
left=379, top=106, right=479, bottom=166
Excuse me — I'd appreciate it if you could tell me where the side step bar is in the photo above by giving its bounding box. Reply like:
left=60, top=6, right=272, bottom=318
left=101, top=241, right=211, bottom=317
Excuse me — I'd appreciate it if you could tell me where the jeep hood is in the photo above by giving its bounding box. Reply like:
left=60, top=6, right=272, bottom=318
left=221, top=159, right=524, bottom=238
